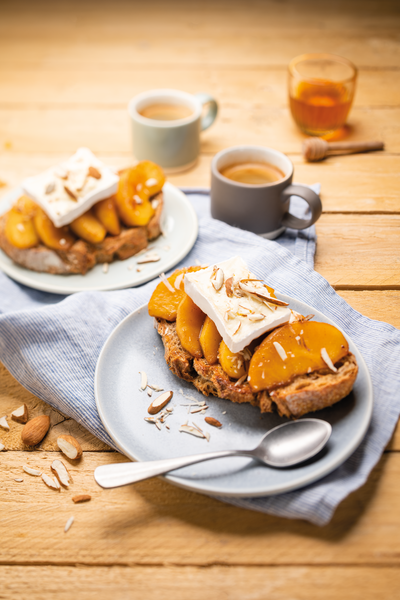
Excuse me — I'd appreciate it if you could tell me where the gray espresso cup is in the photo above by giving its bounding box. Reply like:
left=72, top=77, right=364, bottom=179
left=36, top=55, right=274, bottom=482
left=129, top=89, right=218, bottom=172
left=211, top=146, right=322, bottom=238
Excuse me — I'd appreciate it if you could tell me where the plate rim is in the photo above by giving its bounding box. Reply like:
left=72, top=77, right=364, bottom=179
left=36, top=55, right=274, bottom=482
left=94, top=296, right=374, bottom=498
left=0, top=182, right=198, bottom=294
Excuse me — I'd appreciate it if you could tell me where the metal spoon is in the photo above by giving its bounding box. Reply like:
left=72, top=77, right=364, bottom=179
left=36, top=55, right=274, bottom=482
left=94, top=418, right=331, bottom=489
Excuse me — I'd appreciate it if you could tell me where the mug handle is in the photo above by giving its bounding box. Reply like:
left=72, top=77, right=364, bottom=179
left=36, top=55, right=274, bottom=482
left=195, top=93, right=218, bottom=131
left=281, top=184, right=322, bottom=230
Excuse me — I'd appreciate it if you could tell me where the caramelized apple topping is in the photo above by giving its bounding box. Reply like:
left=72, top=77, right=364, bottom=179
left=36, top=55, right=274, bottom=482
left=248, top=321, right=349, bottom=392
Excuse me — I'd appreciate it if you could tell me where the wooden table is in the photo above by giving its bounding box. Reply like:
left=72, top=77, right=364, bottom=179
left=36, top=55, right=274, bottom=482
left=1, top=1, right=400, bottom=597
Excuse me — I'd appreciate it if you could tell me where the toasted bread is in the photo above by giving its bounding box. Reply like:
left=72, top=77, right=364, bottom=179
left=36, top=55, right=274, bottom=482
left=156, top=317, right=358, bottom=418
left=0, top=192, right=163, bottom=275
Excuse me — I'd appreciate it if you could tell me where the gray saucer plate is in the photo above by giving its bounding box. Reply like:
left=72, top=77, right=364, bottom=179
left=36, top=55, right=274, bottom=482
left=0, top=182, right=198, bottom=294
left=95, top=296, right=373, bottom=498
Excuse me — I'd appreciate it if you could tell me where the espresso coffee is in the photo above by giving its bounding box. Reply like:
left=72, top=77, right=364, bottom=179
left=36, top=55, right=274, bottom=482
left=139, top=103, right=193, bottom=121
left=220, top=162, right=285, bottom=185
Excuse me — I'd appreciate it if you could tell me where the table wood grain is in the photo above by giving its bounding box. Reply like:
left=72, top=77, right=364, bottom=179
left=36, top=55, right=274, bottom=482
left=1, top=1, right=399, bottom=598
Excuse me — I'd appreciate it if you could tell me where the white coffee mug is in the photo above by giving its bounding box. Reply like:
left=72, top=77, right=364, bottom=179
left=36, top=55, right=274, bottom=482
left=128, top=89, right=218, bottom=172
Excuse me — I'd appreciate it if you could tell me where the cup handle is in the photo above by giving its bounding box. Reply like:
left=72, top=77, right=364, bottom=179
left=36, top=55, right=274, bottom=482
left=195, top=93, right=218, bottom=131
left=281, top=184, right=322, bottom=230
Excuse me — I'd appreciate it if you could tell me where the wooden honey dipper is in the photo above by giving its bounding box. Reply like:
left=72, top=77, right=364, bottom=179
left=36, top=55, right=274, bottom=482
left=303, top=138, right=384, bottom=162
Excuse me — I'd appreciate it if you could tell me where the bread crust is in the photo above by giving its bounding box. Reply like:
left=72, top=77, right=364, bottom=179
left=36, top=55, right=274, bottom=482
left=0, top=192, right=163, bottom=275
left=156, top=318, right=358, bottom=418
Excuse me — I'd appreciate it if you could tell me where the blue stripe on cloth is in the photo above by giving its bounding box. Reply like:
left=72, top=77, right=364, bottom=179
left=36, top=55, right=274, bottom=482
left=1, top=185, right=399, bottom=526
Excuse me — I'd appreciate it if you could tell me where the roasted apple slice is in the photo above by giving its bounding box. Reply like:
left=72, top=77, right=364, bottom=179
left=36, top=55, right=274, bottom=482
left=131, top=161, right=166, bottom=196
left=200, top=317, right=222, bottom=365
left=218, top=341, right=247, bottom=379
left=70, top=210, right=106, bottom=244
left=115, top=171, right=154, bottom=227
left=148, top=267, right=203, bottom=321
left=34, top=208, right=74, bottom=251
left=93, top=197, right=121, bottom=236
left=176, top=295, right=206, bottom=358
left=14, top=195, right=39, bottom=218
left=5, top=208, right=39, bottom=249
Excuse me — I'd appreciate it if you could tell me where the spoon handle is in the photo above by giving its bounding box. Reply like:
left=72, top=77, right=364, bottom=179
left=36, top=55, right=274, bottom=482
left=94, top=449, right=250, bottom=488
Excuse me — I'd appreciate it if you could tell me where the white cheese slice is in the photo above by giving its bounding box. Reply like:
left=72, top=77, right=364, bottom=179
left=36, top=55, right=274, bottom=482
left=22, top=147, right=119, bottom=227
left=184, top=256, right=291, bottom=353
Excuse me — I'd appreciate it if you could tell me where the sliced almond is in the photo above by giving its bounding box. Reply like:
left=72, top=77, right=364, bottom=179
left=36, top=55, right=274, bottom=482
left=51, top=459, right=71, bottom=487
left=42, top=473, right=61, bottom=491
left=21, top=415, right=50, bottom=446
left=0, top=416, right=9, bottom=431
left=205, top=417, right=222, bottom=428
left=0, top=442, right=5, bottom=451
left=139, top=371, right=148, bottom=390
left=102, top=263, right=109, bottom=274
left=11, top=404, right=29, bottom=424
left=64, top=516, right=74, bottom=533
left=235, top=374, right=247, bottom=386
left=273, top=341, right=287, bottom=361
left=321, top=348, right=338, bottom=372
left=159, top=273, right=175, bottom=293
left=191, top=406, right=208, bottom=414
left=233, top=322, right=241, bottom=335
left=248, top=313, right=265, bottom=321
left=88, top=166, right=101, bottom=179
left=225, top=276, right=234, bottom=297
left=57, top=435, right=82, bottom=460
left=45, top=181, right=56, bottom=194
left=23, top=465, right=42, bottom=477
left=137, top=253, right=160, bottom=264
left=148, top=391, right=173, bottom=415
left=239, top=281, right=289, bottom=306
left=174, top=273, right=184, bottom=291
left=64, top=185, right=78, bottom=201
left=211, top=267, right=224, bottom=291
left=15, top=478, right=24, bottom=483
left=224, top=310, right=236, bottom=321
left=148, top=384, right=164, bottom=392
left=72, top=494, right=91, bottom=504
left=179, top=424, right=206, bottom=439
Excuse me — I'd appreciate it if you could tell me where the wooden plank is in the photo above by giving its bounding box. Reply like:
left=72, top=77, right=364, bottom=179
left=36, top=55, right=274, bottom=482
left=1, top=0, right=399, bottom=36
left=0, top=363, right=110, bottom=452
left=1, top=451, right=400, bottom=566
left=337, top=290, right=400, bottom=329
left=0, top=68, right=398, bottom=108
left=1, top=153, right=399, bottom=214
left=315, top=214, right=400, bottom=288
left=1, top=28, right=400, bottom=69
left=0, top=565, right=399, bottom=600
left=0, top=107, right=399, bottom=155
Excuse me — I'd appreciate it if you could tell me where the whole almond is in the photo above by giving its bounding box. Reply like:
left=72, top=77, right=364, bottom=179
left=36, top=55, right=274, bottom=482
left=205, top=417, right=222, bottom=428
left=21, top=415, right=50, bottom=446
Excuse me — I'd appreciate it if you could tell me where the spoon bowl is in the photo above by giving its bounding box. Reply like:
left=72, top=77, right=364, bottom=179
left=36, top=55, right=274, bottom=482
left=95, top=418, right=332, bottom=489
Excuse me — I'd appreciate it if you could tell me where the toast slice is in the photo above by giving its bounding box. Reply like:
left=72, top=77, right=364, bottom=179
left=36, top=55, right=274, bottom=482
left=156, top=317, right=358, bottom=418
left=0, top=192, right=163, bottom=275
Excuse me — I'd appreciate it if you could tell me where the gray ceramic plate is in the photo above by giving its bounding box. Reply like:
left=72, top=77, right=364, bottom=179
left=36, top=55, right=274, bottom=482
left=95, top=296, right=373, bottom=497
left=0, top=182, right=198, bottom=294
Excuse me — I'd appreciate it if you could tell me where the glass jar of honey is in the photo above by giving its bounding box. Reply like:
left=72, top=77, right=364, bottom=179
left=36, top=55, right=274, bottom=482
left=288, top=53, right=357, bottom=136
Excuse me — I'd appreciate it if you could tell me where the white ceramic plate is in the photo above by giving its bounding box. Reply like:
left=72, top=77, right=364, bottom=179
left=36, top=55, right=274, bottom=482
left=95, top=296, right=373, bottom=498
left=0, top=182, right=198, bottom=294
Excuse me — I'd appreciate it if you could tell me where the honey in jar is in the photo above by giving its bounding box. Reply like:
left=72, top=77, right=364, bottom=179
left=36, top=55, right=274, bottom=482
left=288, top=54, right=357, bottom=136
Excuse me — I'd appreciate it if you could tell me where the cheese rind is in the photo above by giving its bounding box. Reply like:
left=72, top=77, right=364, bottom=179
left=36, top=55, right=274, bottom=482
left=22, top=148, right=119, bottom=227
left=184, top=256, right=291, bottom=353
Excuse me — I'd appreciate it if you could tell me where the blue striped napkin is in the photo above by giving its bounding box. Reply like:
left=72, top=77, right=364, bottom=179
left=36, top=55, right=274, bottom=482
left=1, top=185, right=399, bottom=526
